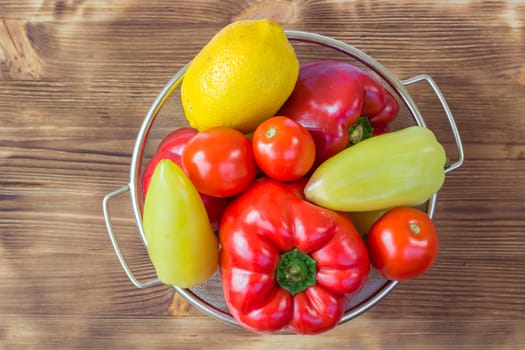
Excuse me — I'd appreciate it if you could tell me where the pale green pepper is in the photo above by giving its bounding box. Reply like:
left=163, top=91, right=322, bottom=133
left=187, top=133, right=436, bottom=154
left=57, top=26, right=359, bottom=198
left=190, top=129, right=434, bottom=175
left=346, top=208, right=389, bottom=238
left=143, top=159, right=219, bottom=287
left=304, top=126, right=446, bottom=212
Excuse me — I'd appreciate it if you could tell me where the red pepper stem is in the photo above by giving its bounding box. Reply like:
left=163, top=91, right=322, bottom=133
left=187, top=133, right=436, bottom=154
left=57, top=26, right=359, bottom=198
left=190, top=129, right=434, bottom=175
left=276, top=249, right=316, bottom=295
left=348, top=117, right=374, bottom=146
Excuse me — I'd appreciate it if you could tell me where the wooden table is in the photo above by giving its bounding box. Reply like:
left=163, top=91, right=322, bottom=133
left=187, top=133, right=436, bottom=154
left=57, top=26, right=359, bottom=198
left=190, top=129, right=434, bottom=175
left=1, top=1, right=524, bottom=348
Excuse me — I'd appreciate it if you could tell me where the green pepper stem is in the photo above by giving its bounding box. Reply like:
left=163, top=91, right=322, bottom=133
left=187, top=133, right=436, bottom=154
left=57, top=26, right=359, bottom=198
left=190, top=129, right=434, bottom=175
left=348, top=117, right=374, bottom=145
left=276, top=249, right=316, bottom=295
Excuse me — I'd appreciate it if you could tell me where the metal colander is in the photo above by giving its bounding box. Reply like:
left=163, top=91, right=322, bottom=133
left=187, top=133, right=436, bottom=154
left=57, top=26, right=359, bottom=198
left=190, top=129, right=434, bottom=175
left=103, top=31, right=464, bottom=329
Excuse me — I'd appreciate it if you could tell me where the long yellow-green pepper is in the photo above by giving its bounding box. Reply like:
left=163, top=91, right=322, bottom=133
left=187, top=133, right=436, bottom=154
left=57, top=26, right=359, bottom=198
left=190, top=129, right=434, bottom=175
left=304, top=126, right=446, bottom=212
left=143, top=159, right=219, bottom=287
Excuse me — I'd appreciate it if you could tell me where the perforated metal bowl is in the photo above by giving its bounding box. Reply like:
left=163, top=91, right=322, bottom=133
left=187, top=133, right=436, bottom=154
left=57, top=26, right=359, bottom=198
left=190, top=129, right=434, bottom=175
left=103, top=30, right=464, bottom=328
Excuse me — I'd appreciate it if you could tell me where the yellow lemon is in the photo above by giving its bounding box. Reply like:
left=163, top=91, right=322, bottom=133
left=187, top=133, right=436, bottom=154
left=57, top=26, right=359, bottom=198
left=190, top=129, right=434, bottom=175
left=181, top=19, right=299, bottom=133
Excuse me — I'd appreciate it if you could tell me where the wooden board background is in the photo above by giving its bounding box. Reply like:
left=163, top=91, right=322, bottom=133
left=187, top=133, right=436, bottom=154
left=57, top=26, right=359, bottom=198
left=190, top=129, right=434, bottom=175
left=1, top=0, right=524, bottom=349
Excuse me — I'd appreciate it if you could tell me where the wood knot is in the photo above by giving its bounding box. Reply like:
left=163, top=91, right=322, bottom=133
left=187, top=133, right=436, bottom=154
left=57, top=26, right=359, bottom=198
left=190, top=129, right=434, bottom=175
left=234, top=0, right=301, bottom=24
left=0, top=20, right=42, bottom=80
left=168, top=292, right=192, bottom=316
left=55, top=0, right=66, bottom=14
left=514, top=65, right=525, bottom=87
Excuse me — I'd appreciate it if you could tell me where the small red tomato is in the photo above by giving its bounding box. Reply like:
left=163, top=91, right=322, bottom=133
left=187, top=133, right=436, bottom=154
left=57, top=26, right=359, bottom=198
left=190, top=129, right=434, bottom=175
left=182, top=127, right=256, bottom=197
left=141, top=127, right=229, bottom=230
left=252, top=116, right=316, bottom=182
left=367, top=207, right=439, bottom=281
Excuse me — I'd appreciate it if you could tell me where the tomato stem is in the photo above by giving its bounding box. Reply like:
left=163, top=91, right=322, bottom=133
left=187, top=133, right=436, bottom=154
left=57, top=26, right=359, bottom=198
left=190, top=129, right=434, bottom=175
left=276, top=249, right=316, bottom=295
left=410, top=223, right=421, bottom=234
left=265, top=127, right=277, bottom=139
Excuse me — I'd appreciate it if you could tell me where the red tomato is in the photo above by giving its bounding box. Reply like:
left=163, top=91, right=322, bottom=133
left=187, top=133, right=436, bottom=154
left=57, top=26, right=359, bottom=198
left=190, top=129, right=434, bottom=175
left=182, top=127, right=256, bottom=197
left=141, top=127, right=229, bottom=230
left=367, top=207, right=439, bottom=281
left=252, top=116, right=316, bottom=182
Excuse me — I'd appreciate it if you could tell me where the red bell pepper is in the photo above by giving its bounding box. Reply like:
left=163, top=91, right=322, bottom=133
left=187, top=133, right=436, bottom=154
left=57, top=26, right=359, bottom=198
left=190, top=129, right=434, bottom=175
left=219, top=178, right=370, bottom=334
left=141, top=128, right=199, bottom=197
left=278, top=61, right=364, bottom=164
left=278, top=60, right=399, bottom=163
left=368, top=90, right=399, bottom=128
left=141, top=127, right=229, bottom=230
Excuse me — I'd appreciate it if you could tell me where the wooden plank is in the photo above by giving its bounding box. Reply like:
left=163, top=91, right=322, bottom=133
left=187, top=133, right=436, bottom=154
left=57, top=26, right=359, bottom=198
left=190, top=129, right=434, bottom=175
left=1, top=316, right=524, bottom=349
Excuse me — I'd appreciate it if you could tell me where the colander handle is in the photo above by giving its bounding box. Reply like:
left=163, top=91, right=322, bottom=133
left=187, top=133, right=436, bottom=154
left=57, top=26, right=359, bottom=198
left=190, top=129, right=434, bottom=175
left=102, top=184, right=162, bottom=289
left=401, top=74, right=465, bottom=173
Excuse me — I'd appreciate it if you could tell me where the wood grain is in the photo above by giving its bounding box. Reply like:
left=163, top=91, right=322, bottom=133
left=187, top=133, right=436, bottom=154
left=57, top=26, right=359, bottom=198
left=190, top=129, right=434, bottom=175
left=1, top=0, right=524, bottom=348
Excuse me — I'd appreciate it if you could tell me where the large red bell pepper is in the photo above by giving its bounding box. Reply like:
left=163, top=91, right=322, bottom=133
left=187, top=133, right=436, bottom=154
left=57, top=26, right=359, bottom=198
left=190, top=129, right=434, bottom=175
left=278, top=60, right=399, bottom=163
left=219, top=178, right=370, bottom=334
